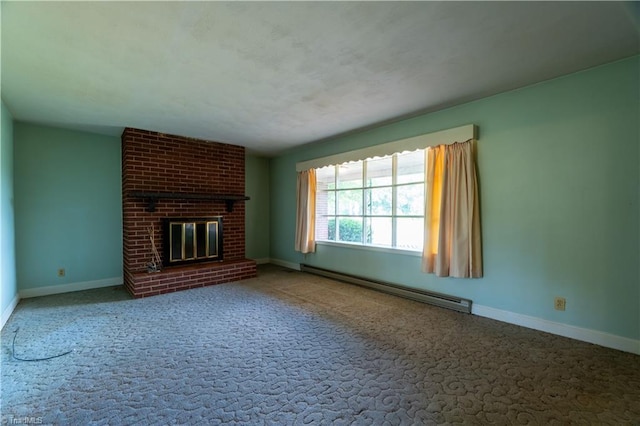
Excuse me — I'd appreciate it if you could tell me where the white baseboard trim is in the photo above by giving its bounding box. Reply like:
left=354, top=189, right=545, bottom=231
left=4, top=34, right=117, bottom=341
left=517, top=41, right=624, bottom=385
left=19, top=276, right=123, bottom=299
left=472, top=304, right=640, bottom=355
left=268, top=258, right=301, bottom=271
left=253, top=258, right=271, bottom=265
left=1, top=293, right=20, bottom=330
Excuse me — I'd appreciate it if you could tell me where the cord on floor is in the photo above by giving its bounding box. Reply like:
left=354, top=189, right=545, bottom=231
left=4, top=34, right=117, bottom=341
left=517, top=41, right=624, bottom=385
left=12, top=327, right=73, bottom=362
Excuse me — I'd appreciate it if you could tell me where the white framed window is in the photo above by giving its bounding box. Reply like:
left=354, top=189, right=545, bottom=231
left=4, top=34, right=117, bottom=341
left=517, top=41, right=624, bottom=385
left=315, top=150, right=425, bottom=251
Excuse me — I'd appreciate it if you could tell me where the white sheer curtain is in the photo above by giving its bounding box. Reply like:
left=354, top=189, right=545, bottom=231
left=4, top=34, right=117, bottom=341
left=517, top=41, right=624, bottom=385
left=295, top=169, right=317, bottom=254
left=422, top=140, right=482, bottom=278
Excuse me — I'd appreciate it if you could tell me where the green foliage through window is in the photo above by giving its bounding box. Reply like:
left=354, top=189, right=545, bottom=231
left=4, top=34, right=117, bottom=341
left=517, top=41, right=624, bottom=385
left=328, top=218, right=362, bottom=242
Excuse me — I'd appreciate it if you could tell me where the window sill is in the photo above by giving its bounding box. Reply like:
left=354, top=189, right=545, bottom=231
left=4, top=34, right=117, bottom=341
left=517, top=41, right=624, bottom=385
left=315, top=240, right=422, bottom=257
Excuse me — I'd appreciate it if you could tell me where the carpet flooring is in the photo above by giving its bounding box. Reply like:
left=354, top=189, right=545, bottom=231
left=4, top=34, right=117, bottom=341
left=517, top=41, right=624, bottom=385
left=2, top=264, right=639, bottom=425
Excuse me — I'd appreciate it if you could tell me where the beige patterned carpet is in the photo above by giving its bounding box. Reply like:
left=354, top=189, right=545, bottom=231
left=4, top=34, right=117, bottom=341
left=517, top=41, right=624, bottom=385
left=2, top=264, right=639, bottom=425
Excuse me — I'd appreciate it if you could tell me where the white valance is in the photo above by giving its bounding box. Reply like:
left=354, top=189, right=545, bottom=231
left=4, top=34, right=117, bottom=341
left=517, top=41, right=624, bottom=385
left=296, top=124, right=477, bottom=172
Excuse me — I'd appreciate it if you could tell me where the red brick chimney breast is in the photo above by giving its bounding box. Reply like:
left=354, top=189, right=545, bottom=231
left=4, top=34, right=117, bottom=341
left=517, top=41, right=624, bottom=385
left=122, top=128, right=256, bottom=298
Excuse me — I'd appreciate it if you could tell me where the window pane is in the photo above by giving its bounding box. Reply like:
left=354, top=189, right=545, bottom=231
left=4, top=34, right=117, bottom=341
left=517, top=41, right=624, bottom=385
left=366, top=217, right=392, bottom=246
left=337, top=190, right=362, bottom=215
left=315, top=216, right=329, bottom=241
left=316, top=166, right=335, bottom=190
left=397, top=150, right=424, bottom=184
left=337, top=217, right=363, bottom=243
left=316, top=190, right=334, bottom=217
left=365, top=187, right=392, bottom=216
left=365, top=156, right=392, bottom=187
left=396, top=183, right=424, bottom=216
left=324, top=217, right=336, bottom=241
left=327, top=191, right=335, bottom=215
left=337, top=162, right=362, bottom=189
left=396, top=217, right=424, bottom=250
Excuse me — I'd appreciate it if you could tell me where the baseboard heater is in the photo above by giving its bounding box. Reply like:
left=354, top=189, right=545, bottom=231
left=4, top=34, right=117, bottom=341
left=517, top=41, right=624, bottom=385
left=300, top=264, right=472, bottom=314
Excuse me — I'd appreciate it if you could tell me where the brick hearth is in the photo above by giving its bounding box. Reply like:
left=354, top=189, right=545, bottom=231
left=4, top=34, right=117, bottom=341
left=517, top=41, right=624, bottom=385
left=122, top=128, right=256, bottom=298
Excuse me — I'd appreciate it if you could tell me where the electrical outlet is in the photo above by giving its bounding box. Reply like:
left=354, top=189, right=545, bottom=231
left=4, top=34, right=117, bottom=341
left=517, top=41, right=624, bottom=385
left=554, top=297, right=566, bottom=311
left=57, top=268, right=65, bottom=277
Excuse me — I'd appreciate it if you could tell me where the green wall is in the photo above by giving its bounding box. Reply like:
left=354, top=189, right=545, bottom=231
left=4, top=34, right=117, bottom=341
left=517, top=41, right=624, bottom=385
left=270, top=56, right=640, bottom=340
left=1, top=100, right=17, bottom=317
left=14, top=123, right=122, bottom=290
left=245, top=155, right=270, bottom=261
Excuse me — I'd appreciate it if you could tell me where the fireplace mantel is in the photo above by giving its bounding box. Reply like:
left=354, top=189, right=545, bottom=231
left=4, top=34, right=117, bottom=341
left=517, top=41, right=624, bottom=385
left=130, top=191, right=250, bottom=213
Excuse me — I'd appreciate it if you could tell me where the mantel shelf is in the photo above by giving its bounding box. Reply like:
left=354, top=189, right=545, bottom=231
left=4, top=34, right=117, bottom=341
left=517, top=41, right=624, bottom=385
left=129, top=191, right=250, bottom=213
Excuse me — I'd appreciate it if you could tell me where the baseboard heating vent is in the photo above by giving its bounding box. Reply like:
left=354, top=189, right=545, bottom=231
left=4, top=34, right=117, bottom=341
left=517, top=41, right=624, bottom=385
left=300, top=264, right=472, bottom=314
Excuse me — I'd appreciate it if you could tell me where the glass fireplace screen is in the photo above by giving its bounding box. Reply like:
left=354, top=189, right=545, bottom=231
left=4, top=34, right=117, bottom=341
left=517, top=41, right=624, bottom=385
left=163, top=217, right=223, bottom=266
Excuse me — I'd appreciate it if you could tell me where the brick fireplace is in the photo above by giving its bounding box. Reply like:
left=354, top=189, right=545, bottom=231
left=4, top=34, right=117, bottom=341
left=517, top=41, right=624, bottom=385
left=122, top=128, right=257, bottom=298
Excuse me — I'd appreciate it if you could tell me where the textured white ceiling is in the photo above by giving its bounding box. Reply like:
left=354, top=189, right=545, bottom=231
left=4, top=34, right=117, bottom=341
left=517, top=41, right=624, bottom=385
left=1, top=2, right=638, bottom=155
